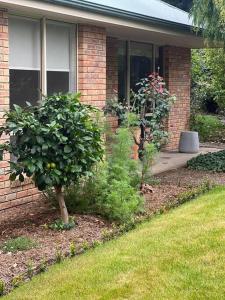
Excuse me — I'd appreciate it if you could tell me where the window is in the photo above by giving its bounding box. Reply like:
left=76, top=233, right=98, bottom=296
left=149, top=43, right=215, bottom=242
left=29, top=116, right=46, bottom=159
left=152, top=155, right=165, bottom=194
left=46, top=21, right=75, bottom=95
left=9, top=17, right=40, bottom=108
left=9, top=16, right=76, bottom=108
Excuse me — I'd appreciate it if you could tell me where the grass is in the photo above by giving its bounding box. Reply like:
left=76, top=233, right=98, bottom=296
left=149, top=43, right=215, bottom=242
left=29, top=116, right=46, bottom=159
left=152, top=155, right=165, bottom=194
left=1, top=236, right=37, bottom=253
left=4, top=187, right=225, bottom=300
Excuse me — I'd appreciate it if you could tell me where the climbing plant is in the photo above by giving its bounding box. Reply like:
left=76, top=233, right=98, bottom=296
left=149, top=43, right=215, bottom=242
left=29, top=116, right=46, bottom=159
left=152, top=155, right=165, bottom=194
left=105, top=73, right=175, bottom=158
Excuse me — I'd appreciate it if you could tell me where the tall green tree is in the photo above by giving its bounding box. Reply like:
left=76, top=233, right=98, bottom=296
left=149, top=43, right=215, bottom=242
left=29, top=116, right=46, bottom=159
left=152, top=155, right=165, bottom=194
left=163, top=0, right=192, bottom=12
left=191, top=0, right=225, bottom=43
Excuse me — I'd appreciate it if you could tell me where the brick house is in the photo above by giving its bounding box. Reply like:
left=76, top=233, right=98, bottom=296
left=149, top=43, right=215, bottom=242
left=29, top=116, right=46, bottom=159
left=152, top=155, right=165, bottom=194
left=0, top=0, right=203, bottom=211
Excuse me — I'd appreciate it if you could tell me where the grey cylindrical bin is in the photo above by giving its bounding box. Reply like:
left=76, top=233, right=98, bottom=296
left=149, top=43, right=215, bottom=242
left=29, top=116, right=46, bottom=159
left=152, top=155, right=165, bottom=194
left=179, top=131, right=199, bottom=153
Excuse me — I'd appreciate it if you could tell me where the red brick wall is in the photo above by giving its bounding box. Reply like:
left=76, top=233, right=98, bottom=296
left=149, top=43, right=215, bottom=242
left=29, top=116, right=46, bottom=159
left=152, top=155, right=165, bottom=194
left=164, top=46, right=191, bottom=150
left=78, top=25, right=106, bottom=109
left=0, top=11, right=40, bottom=211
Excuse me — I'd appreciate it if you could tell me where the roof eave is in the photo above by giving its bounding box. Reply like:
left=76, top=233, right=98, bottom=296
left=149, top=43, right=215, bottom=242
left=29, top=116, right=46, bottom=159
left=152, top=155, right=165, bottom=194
left=40, top=0, right=199, bottom=34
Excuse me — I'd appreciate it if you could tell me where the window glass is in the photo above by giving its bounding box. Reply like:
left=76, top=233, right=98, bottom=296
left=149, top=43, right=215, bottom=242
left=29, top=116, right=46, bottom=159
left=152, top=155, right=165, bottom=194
left=130, top=42, right=153, bottom=92
left=10, top=70, right=40, bottom=108
left=47, top=71, right=69, bottom=95
left=9, top=17, right=40, bottom=107
left=46, top=22, right=72, bottom=95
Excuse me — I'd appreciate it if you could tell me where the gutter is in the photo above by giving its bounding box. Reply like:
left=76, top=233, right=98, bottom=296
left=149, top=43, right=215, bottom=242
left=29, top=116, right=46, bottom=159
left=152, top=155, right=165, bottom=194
left=40, top=0, right=198, bottom=34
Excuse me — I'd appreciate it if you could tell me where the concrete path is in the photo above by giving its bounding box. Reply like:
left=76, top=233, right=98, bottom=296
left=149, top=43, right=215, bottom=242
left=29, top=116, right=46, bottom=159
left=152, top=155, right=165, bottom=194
left=152, top=146, right=223, bottom=175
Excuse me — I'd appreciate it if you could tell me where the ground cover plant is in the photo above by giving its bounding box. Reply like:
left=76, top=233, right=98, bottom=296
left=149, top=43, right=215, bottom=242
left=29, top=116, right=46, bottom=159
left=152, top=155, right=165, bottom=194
left=187, top=150, right=225, bottom=172
left=0, top=93, right=103, bottom=224
left=4, top=187, right=225, bottom=300
left=0, top=237, right=37, bottom=254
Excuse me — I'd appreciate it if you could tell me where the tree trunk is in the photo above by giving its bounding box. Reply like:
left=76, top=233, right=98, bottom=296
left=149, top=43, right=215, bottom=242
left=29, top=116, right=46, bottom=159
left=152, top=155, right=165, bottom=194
left=55, top=186, right=69, bottom=224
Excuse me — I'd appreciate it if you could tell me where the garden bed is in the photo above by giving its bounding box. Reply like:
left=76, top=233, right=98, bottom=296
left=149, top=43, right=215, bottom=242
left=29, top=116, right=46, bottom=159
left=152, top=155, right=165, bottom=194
left=0, top=167, right=224, bottom=294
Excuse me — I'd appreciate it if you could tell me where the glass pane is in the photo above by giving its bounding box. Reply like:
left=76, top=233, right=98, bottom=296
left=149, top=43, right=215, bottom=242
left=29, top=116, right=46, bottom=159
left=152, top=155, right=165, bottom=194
left=10, top=70, right=40, bottom=108
left=9, top=17, right=40, bottom=70
left=118, top=40, right=127, bottom=101
left=46, top=22, right=70, bottom=71
left=47, top=71, right=69, bottom=95
left=130, top=42, right=153, bottom=92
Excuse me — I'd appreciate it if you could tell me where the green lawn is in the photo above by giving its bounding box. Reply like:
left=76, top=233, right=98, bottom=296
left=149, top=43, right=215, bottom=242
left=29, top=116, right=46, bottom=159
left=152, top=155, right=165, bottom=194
left=4, top=187, right=225, bottom=300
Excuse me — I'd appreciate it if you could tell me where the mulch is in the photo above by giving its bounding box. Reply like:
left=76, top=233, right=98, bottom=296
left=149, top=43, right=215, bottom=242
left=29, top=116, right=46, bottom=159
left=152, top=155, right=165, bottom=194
left=1, top=166, right=225, bottom=293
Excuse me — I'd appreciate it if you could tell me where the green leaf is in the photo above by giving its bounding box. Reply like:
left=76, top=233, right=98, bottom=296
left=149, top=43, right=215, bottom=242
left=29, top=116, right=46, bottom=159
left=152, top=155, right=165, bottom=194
left=64, top=145, right=72, bottom=154
left=37, top=136, right=44, bottom=144
left=0, top=150, right=3, bottom=161
left=9, top=173, right=17, bottom=181
left=19, top=174, right=25, bottom=182
left=42, top=144, right=48, bottom=151
left=27, top=163, right=35, bottom=174
left=13, top=104, right=22, bottom=114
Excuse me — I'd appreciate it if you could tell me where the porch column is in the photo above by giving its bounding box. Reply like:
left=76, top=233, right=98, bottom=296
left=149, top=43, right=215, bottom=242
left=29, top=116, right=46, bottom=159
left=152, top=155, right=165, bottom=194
left=78, top=25, right=106, bottom=109
left=106, top=36, right=119, bottom=131
left=106, top=37, right=118, bottom=99
left=164, top=46, right=191, bottom=151
left=0, top=9, right=11, bottom=205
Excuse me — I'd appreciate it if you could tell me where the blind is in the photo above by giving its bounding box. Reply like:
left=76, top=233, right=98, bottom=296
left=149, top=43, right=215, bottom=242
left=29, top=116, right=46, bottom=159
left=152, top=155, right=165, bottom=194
left=46, top=22, right=70, bottom=72
left=9, top=17, right=40, bottom=70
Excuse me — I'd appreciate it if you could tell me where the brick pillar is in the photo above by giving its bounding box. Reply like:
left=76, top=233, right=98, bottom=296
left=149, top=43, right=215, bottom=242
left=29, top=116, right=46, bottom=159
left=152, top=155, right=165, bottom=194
left=106, top=36, right=118, bottom=132
left=164, top=46, right=191, bottom=150
left=78, top=25, right=106, bottom=109
left=0, top=9, right=11, bottom=206
left=106, top=37, right=118, bottom=99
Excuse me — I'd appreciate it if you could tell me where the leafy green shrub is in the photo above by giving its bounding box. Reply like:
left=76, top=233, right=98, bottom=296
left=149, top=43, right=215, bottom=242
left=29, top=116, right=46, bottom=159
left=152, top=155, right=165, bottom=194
left=0, top=93, right=103, bottom=224
left=191, top=49, right=225, bottom=113
left=187, top=150, right=225, bottom=172
left=45, top=128, right=144, bottom=223
left=101, top=180, right=143, bottom=222
left=1, top=236, right=37, bottom=253
left=108, top=128, right=141, bottom=188
left=48, top=217, right=75, bottom=231
left=140, top=143, right=157, bottom=188
left=69, top=242, right=76, bottom=257
left=0, top=280, right=5, bottom=296
left=190, top=114, right=225, bottom=142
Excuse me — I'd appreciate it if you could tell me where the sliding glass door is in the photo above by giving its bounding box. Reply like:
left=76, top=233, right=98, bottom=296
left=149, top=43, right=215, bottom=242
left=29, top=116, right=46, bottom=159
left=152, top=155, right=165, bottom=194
left=130, top=42, right=153, bottom=92
left=117, top=41, right=164, bottom=100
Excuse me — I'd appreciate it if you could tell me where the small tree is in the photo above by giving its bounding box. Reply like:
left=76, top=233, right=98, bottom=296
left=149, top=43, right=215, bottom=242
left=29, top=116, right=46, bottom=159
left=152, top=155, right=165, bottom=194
left=0, top=93, right=103, bottom=224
